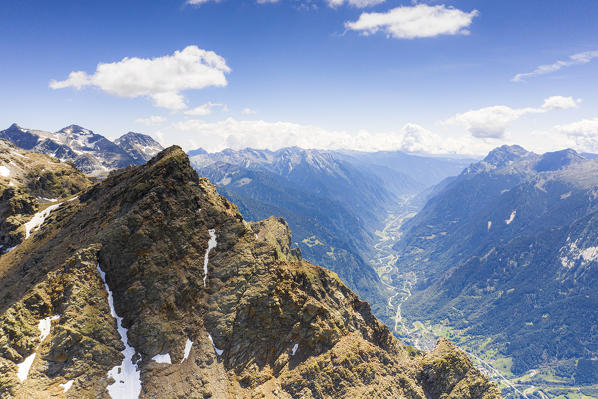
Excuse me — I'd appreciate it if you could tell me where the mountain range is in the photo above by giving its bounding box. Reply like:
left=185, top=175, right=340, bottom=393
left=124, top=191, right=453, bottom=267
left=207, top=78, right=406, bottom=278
left=0, top=145, right=498, bottom=398
left=0, top=124, right=163, bottom=177
left=393, top=145, right=598, bottom=397
left=4, top=122, right=597, bottom=397
left=190, top=147, right=473, bottom=325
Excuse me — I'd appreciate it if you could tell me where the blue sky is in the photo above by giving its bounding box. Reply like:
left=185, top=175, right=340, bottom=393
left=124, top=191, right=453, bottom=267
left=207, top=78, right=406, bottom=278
left=1, top=0, right=598, bottom=154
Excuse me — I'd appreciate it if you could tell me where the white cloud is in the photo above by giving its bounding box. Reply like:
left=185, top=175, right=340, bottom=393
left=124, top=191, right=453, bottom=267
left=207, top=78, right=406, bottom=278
left=186, top=0, right=222, bottom=5
left=50, top=46, right=231, bottom=110
left=446, top=96, right=580, bottom=139
left=135, top=116, right=167, bottom=125
left=241, top=108, right=256, bottom=115
left=345, top=4, right=479, bottom=39
left=541, top=96, right=580, bottom=110
left=158, top=117, right=491, bottom=154
left=512, top=50, right=598, bottom=82
left=184, top=102, right=227, bottom=116
left=327, top=0, right=386, bottom=8
left=554, top=118, right=598, bottom=153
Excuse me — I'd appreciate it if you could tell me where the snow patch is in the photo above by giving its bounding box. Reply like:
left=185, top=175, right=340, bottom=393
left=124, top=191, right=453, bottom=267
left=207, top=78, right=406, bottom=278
left=59, top=380, right=74, bottom=392
left=182, top=339, right=193, bottom=362
left=203, top=229, right=217, bottom=287
left=560, top=192, right=572, bottom=199
left=208, top=334, right=224, bottom=356
left=15, top=314, right=61, bottom=382
left=291, top=343, right=299, bottom=356
left=559, top=239, right=598, bottom=269
left=38, top=315, right=60, bottom=342
left=3, top=245, right=18, bottom=253
left=581, top=247, right=598, bottom=263
left=17, top=353, right=36, bottom=382
left=505, top=210, right=516, bottom=225
left=24, top=202, right=63, bottom=239
left=97, top=264, right=142, bottom=399
left=0, top=165, right=10, bottom=177
left=151, top=353, right=172, bottom=364
left=11, top=151, right=26, bottom=158
left=38, top=197, right=58, bottom=203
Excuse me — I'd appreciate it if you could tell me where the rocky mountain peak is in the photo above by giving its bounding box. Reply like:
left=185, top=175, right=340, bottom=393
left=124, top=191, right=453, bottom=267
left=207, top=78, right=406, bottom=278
left=114, top=132, right=163, bottom=163
left=56, top=124, right=94, bottom=137
left=0, top=146, right=498, bottom=398
left=535, top=148, right=585, bottom=172
left=187, top=147, right=208, bottom=157
left=483, top=144, right=534, bottom=167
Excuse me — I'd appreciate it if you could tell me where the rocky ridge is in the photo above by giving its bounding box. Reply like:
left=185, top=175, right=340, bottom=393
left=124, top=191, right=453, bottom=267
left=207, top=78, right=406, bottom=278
left=0, top=146, right=499, bottom=398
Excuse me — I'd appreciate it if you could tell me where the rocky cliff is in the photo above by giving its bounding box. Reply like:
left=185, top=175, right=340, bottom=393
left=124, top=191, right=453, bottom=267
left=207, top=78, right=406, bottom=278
left=0, top=146, right=499, bottom=398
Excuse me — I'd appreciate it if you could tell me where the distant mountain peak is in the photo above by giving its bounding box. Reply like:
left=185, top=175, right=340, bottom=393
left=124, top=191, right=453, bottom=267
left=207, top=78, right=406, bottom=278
left=483, top=144, right=534, bottom=167
left=535, top=148, right=585, bottom=172
left=59, top=124, right=90, bottom=132
left=0, top=123, right=154, bottom=177
left=187, top=147, right=208, bottom=157
left=114, top=131, right=163, bottom=163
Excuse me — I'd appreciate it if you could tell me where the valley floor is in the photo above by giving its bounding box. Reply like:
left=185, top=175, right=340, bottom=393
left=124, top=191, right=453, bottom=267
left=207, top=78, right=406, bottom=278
left=367, top=201, right=596, bottom=399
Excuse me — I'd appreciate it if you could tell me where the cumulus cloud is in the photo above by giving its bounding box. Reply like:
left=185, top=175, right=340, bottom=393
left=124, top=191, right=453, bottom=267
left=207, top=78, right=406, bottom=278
left=345, top=4, right=479, bottom=39
left=241, top=108, right=256, bottom=115
left=542, top=95, right=581, bottom=110
left=184, top=102, right=227, bottom=116
left=157, top=117, right=492, bottom=154
left=554, top=118, right=598, bottom=153
left=135, top=116, right=167, bottom=125
left=512, top=50, right=598, bottom=82
left=50, top=46, right=231, bottom=110
left=446, top=96, right=580, bottom=139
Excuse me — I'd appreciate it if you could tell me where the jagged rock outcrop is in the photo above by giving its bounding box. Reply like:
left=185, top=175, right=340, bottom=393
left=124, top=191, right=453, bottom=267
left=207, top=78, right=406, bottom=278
left=0, top=147, right=499, bottom=398
left=250, top=216, right=302, bottom=262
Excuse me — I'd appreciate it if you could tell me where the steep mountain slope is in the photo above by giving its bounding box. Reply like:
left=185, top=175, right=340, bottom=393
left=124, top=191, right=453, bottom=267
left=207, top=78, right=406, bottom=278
left=114, top=132, right=163, bottom=163
left=0, top=139, right=92, bottom=253
left=0, top=147, right=499, bottom=398
left=0, top=124, right=162, bottom=177
left=393, top=145, right=598, bottom=397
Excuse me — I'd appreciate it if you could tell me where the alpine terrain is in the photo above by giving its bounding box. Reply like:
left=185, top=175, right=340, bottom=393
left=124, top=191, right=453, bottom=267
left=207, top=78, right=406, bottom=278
left=0, top=124, right=163, bottom=177
left=391, top=145, right=598, bottom=398
left=0, top=146, right=499, bottom=398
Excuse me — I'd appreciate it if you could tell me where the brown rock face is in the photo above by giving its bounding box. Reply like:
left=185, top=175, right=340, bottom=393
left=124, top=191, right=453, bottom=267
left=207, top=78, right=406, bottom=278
left=250, top=216, right=302, bottom=262
left=0, top=146, right=500, bottom=398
